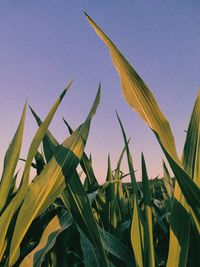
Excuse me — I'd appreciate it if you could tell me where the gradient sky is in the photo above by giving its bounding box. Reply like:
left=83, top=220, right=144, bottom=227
left=0, top=1, right=200, bottom=182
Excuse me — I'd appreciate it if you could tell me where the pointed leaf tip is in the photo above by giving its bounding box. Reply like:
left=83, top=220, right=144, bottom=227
left=86, top=85, right=101, bottom=121
left=84, top=11, right=89, bottom=19
left=60, top=80, right=73, bottom=101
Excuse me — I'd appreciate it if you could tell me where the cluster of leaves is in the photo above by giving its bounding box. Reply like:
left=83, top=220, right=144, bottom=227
left=0, top=14, right=199, bottom=267
left=0, top=99, right=176, bottom=267
left=85, top=14, right=200, bottom=267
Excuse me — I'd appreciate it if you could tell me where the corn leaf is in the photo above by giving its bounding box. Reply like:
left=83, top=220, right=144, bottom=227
left=35, top=151, right=46, bottom=175
left=0, top=84, right=71, bottom=261
left=20, top=211, right=73, bottom=267
left=85, top=14, right=200, bottom=230
left=163, top=161, right=173, bottom=200
left=167, top=90, right=200, bottom=267
left=117, top=113, right=144, bottom=267
left=62, top=118, right=99, bottom=191
left=21, top=81, right=72, bottom=188
left=61, top=170, right=109, bottom=267
left=99, top=226, right=134, bottom=267
left=141, top=154, right=155, bottom=267
left=79, top=228, right=102, bottom=267
left=105, top=155, right=118, bottom=232
left=8, top=87, right=100, bottom=266
left=30, top=87, right=109, bottom=266
left=0, top=101, right=26, bottom=212
left=34, top=211, right=73, bottom=267
left=29, top=106, right=59, bottom=162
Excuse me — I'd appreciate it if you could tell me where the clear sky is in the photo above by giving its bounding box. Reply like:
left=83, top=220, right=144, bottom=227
left=0, top=1, right=200, bottom=182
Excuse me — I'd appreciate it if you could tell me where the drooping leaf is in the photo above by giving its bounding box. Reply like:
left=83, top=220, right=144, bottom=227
left=85, top=14, right=200, bottom=230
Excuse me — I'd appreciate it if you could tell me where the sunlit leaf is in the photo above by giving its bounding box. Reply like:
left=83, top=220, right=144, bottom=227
left=85, top=14, right=200, bottom=230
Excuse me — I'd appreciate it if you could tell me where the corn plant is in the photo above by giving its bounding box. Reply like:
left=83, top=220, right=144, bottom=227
left=86, top=13, right=200, bottom=267
left=0, top=14, right=199, bottom=267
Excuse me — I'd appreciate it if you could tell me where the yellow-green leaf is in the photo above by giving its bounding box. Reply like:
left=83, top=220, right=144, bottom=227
left=141, top=154, right=155, bottom=267
left=167, top=90, right=200, bottom=267
left=0, top=101, right=26, bottom=212
left=8, top=87, right=100, bottom=266
left=85, top=14, right=200, bottom=230
left=0, top=84, right=71, bottom=262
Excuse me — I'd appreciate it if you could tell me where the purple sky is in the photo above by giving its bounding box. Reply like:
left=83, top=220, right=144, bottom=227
left=0, top=1, right=200, bottom=182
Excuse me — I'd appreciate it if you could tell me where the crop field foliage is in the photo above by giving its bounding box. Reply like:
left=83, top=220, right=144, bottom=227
left=0, top=14, right=199, bottom=267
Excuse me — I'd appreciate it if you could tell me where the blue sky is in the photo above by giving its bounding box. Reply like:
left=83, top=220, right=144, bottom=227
left=0, top=1, right=200, bottom=182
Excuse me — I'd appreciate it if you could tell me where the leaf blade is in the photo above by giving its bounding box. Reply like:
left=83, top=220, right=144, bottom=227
left=86, top=14, right=200, bottom=229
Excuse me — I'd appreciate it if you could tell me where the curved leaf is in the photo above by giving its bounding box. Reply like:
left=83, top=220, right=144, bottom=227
left=85, top=14, right=200, bottom=230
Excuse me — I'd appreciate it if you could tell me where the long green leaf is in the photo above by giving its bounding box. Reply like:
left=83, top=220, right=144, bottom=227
left=141, top=154, right=155, bottom=267
left=79, top=228, right=101, bottom=267
left=163, top=161, right=173, bottom=200
left=85, top=14, right=200, bottom=230
left=0, top=101, right=26, bottom=212
left=61, top=170, right=109, bottom=267
left=99, top=226, right=134, bottom=267
left=167, top=90, right=200, bottom=267
left=182, top=90, right=200, bottom=187
left=29, top=106, right=59, bottom=162
left=22, top=81, right=72, bottom=188
left=117, top=113, right=144, bottom=267
left=62, top=118, right=99, bottom=191
left=105, top=155, right=118, bottom=232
